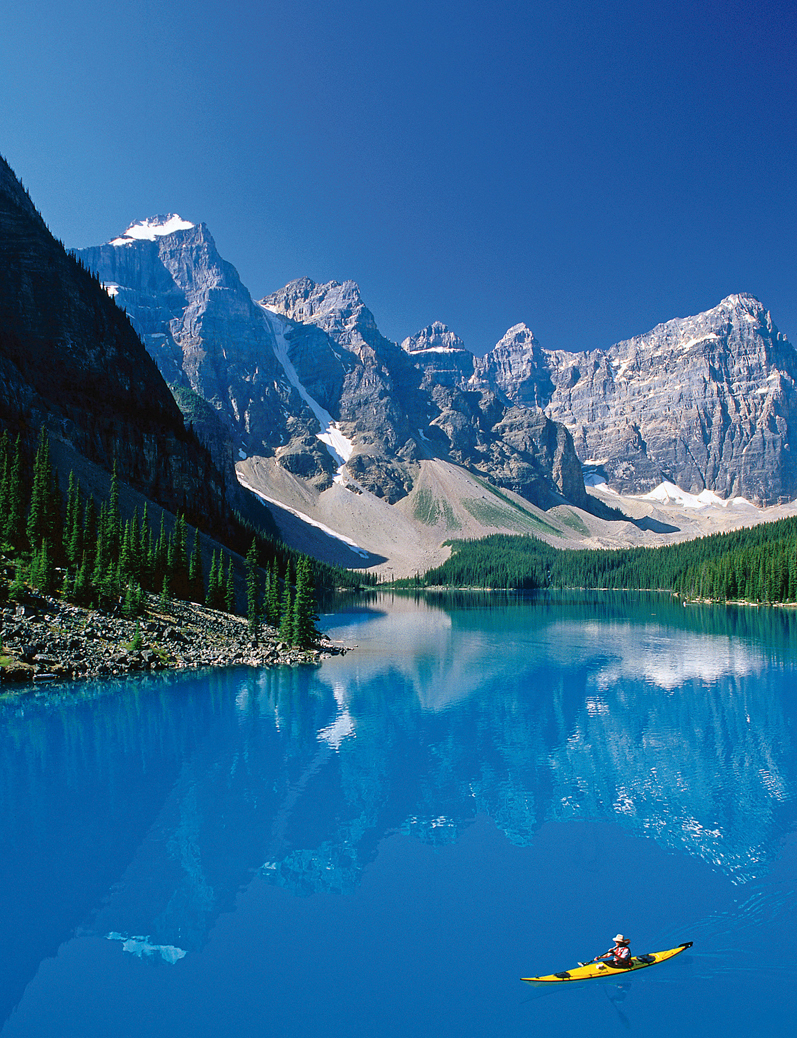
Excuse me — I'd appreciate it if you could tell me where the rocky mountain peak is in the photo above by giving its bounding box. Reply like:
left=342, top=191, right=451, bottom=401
left=471, top=322, right=552, bottom=408
left=261, top=278, right=384, bottom=358
left=495, top=322, right=541, bottom=350
left=401, top=321, right=468, bottom=354
left=78, top=220, right=297, bottom=467
left=262, top=277, right=363, bottom=323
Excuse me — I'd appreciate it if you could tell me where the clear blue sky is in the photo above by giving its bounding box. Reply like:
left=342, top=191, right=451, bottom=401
left=2, top=0, right=795, bottom=354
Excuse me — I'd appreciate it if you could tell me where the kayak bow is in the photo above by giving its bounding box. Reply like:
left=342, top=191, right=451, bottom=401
left=521, top=941, right=693, bottom=983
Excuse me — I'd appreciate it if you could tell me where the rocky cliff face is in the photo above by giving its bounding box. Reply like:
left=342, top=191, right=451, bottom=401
left=78, top=206, right=797, bottom=510
left=0, top=157, right=227, bottom=525
left=262, top=285, right=588, bottom=507
left=78, top=218, right=593, bottom=512
left=474, top=323, right=555, bottom=408
left=474, top=294, right=797, bottom=503
left=396, top=322, right=587, bottom=508
left=260, top=278, right=428, bottom=501
left=74, top=236, right=579, bottom=512
left=79, top=220, right=317, bottom=462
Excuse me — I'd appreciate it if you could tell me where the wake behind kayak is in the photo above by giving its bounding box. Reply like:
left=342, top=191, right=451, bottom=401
left=521, top=941, right=693, bottom=983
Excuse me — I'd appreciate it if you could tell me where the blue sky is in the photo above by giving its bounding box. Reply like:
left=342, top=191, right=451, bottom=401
left=2, top=0, right=794, bottom=354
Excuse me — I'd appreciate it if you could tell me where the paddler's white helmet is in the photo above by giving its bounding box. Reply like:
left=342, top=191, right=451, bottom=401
left=613, top=934, right=629, bottom=944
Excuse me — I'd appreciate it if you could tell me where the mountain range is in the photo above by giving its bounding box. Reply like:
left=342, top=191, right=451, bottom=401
left=3, top=149, right=796, bottom=577
left=76, top=211, right=797, bottom=572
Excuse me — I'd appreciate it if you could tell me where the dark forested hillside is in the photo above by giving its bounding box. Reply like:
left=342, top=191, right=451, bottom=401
left=415, top=520, right=797, bottom=604
left=0, top=153, right=228, bottom=531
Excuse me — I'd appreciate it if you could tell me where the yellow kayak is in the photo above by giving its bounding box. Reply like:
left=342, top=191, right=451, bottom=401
left=521, top=941, right=693, bottom=983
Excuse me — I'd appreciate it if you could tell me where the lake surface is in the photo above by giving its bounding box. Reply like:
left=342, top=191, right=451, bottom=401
left=1, top=590, right=796, bottom=1037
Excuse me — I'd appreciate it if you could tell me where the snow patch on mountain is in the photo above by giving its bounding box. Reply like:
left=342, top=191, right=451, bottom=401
left=110, top=214, right=195, bottom=245
left=641, top=482, right=756, bottom=510
left=587, top=472, right=759, bottom=510
left=259, top=303, right=354, bottom=478
left=401, top=321, right=468, bottom=355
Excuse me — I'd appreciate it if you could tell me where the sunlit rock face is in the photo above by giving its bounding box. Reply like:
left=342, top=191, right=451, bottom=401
left=400, top=322, right=477, bottom=395
left=474, top=323, right=555, bottom=408
left=79, top=220, right=313, bottom=460
left=75, top=207, right=797, bottom=508
left=475, top=295, right=797, bottom=504
left=80, top=208, right=592, bottom=510
left=242, top=271, right=590, bottom=509
left=261, top=277, right=421, bottom=501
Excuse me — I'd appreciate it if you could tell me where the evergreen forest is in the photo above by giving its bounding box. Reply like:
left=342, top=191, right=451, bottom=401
left=0, top=426, right=372, bottom=648
left=407, top=521, right=797, bottom=605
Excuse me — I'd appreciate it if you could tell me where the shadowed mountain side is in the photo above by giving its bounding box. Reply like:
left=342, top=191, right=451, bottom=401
left=633, top=516, right=681, bottom=534
left=247, top=494, right=387, bottom=570
left=0, top=155, right=229, bottom=529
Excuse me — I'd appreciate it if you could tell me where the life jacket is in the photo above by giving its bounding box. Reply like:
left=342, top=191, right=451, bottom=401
left=611, top=943, right=631, bottom=965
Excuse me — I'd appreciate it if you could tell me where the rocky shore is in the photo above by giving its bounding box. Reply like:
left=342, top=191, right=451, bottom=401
left=0, top=592, right=347, bottom=685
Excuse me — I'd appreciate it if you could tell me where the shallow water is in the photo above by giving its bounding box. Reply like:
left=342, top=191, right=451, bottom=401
left=1, top=591, right=795, bottom=1036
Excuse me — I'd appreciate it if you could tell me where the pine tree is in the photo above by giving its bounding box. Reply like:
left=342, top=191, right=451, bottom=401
left=65, top=472, right=83, bottom=567
left=83, top=495, right=98, bottom=571
left=0, top=430, right=9, bottom=536
left=171, top=514, right=190, bottom=599
left=140, top=503, right=153, bottom=589
left=72, top=553, right=90, bottom=606
left=3, top=436, right=24, bottom=548
left=27, top=426, right=55, bottom=550
left=128, top=509, right=141, bottom=584
left=245, top=540, right=260, bottom=644
left=279, top=582, right=293, bottom=643
left=225, top=555, right=235, bottom=614
left=120, top=520, right=133, bottom=580
left=155, top=513, right=168, bottom=584
left=9, top=561, right=26, bottom=602
left=189, top=529, right=204, bottom=602
left=30, top=539, right=56, bottom=596
left=292, top=556, right=317, bottom=648
left=206, top=551, right=218, bottom=608
left=105, top=461, right=121, bottom=560
left=96, top=501, right=109, bottom=569
left=91, top=542, right=107, bottom=603
left=266, top=558, right=281, bottom=627
left=123, top=580, right=142, bottom=618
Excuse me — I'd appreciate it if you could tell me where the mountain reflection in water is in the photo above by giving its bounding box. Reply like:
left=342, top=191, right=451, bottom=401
left=1, top=591, right=795, bottom=1030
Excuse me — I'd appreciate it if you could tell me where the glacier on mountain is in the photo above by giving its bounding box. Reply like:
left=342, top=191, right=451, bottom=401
left=110, top=214, right=195, bottom=245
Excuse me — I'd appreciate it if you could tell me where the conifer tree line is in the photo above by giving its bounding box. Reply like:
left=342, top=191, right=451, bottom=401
left=0, top=426, right=320, bottom=646
left=411, top=520, right=797, bottom=605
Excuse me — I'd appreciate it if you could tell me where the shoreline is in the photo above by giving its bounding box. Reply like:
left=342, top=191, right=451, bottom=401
left=0, top=592, right=347, bottom=686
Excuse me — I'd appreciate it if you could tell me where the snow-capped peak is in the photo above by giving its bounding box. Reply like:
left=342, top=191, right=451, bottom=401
left=110, top=214, right=195, bottom=246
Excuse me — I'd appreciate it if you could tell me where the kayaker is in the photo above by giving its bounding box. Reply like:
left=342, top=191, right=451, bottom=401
left=596, top=934, right=632, bottom=968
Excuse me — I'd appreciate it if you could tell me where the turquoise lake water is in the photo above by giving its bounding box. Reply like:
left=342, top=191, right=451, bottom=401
left=1, top=590, right=796, bottom=1036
